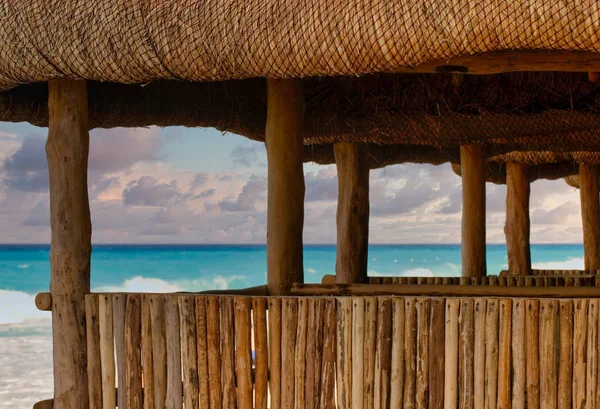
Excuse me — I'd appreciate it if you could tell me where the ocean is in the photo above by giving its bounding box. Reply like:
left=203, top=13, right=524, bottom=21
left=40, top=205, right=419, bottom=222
left=0, top=244, right=586, bottom=408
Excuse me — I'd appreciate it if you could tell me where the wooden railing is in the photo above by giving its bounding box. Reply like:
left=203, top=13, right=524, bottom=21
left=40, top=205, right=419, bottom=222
left=86, top=292, right=600, bottom=409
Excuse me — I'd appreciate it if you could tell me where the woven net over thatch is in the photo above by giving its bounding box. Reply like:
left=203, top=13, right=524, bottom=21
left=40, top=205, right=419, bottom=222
left=2, top=1, right=600, bottom=89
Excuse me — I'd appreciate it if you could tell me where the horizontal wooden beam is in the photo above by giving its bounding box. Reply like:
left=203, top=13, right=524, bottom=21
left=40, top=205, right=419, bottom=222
left=394, top=50, right=600, bottom=74
left=291, top=283, right=600, bottom=298
left=35, top=292, right=52, bottom=311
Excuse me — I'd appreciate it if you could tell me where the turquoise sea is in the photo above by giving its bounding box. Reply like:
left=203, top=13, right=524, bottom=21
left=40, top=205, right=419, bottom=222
left=0, top=243, right=587, bottom=408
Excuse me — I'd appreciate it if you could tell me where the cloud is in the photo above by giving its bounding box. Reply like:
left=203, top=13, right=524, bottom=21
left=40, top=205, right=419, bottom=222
left=531, top=201, right=579, bottom=225
left=218, top=176, right=266, bottom=212
left=231, top=142, right=266, bottom=167
left=305, top=167, right=338, bottom=202
left=22, top=197, right=49, bottom=227
left=123, top=176, right=181, bottom=207
left=1, top=136, right=48, bottom=193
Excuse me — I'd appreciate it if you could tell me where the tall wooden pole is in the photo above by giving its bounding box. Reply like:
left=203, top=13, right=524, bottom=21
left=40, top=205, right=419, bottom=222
left=579, top=164, right=600, bottom=271
left=334, top=142, right=369, bottom=284
left=461, top=144, right=487, bottom=277
left=47, top=79, right=92, bottom=409
left=265, top=79, right=305, bottom=295
left=504, top=163, right=531, bottom=275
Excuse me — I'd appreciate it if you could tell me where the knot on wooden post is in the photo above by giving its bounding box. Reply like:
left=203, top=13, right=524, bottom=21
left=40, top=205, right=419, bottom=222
left=35, top=292, right=52, bottom=311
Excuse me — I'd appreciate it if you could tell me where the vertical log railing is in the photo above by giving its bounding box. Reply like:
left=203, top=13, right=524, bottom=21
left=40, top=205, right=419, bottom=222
left=47, top=79, right=92, bottom=409
left=85, top=293, right=600, bottom=409
left=460, top=144, right=487, bottom=277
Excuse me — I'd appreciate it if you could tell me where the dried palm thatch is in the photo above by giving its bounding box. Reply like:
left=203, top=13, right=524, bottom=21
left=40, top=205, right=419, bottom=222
left=2, top=1, right=600, bottom=90
left=452, top=162, right=580, bottom=185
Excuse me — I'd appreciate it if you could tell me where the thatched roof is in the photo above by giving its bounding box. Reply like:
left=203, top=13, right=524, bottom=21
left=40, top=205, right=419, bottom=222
left=2, top=1, right=600, bottom=90
left=3, top=2, right=600, bottom=174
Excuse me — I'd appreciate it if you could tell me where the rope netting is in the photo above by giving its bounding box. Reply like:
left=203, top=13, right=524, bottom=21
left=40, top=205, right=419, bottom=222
left=2, top=0, right=600, bottom=89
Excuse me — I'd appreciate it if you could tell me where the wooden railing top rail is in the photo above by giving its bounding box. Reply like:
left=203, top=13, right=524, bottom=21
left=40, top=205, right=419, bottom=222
left=291, top=283, right=600, bottom=298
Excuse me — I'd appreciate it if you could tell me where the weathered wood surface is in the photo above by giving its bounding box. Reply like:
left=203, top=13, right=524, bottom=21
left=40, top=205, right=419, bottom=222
left=85, top=294, right=600, bottom=409
left=335, top=142, right=370, bottom=284
left=265, top=78, right=305, bottom=295
left=113, top=294, right=127, bottom=409
left=86, top=296, right=102, bottom=409
left=461, top=144, right=486, bottom=277
left=35, top=292, right=52, bottom=311
left=505, top=163, right=531, bottom=275
left=47, top=78, right=92, bottom=409
left=580, top=164, right=600, bottom=271
left=292, top=284, right=600, bottom=297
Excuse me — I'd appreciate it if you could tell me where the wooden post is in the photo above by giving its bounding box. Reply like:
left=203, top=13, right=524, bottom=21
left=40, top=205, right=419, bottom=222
left=461, top=145, right=486, bottom=277
left=579, top=164, right=600, bottom=270
left=505, top=163, right=531, bottom=275
left=334, top=142, right=370, bottom=284
left=47, top=79, right=92, bottom=409
left=265, top=79, right=305, bottom=295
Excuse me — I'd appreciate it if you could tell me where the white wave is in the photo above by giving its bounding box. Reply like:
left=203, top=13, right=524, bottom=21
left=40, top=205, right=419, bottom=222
left=369, top=268, right=436, bottom=277
left=0, top=290, right=50, bottom=325
left=94, top=276, right=182, bottom=293
left=307, top=268, right=317, bottom=274
left=533, top=257, right=584, bottom=270
left=16, top=264, right=30, bottom=269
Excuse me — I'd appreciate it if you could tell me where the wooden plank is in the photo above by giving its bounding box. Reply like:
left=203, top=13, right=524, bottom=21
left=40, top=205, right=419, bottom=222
left=512, top=300, right=526, bottom=409
left=473, top=299, right=486, bottom=409
left=416, top=299, right=430, bottom=409
left=86, top=295, right=102, bottom=409
left=269, top=298, right=282, bottom=409
left=165, top=296, right=183, bottom=409
left=403, top=298, right=417, bottom=409
left=234, top=297, right=252, bottom=409
left=573, top=300, right=588, bottom=409
left=390, top=298, right=405, bottom=409
left=99, top=295, right=116, bottom=409
left=195, top=297, right=210, bottom=409
left=149, top=296, right=167, bottom=409
left=375, top=297, right=393, bottom=409
left=291, top=284, right=600, bottom=297
left=282, top=298, right=298, bottom=409
left=459, top=299, right=474, bottom=409
left=429, top=299, right=444, bottom=409
left=526, top=300, right=540, bottom=409
left=497, top=300, right=511, bottom=409
left=220, top=297, right=236, bottom=409
left=113, top=294, right=127, bottom=409
left=484, top=299, right=499, bottom=409
left=353, top=298, right=365, bottom=409
left=295, top=298, right=309, bottom=409
left=179, top=296, right=199, bottom=409
left=253, top=298, right=269, bottom=409
left=142, top=295, right=155, bottom=409
left=320, top=299, right=336, bottom=409
left=125, top=294, right=143, bottom=409
left=364, top=298, right=378, bottom=409
left=586, top=300, right=599, bottom=409
left=540, top=300, right=558, bottom=409
left=444, top=299, right=459, bottom=409
left=558, top=300, right=573, bottom=409
left=306, top=298, right=324, bottom=409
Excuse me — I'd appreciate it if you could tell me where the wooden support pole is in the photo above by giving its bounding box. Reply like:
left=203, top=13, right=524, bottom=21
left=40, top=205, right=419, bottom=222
left=579, top=164, right=600, bottom=271
left=265, top=78, right=305, bottom=295
left=46, top=79, right=91, bottom=409
left=334, top=142, right=370, bottom=284
left=505, top=163, right=531, bottom=275
left=461, top=145, right=486, bottom=277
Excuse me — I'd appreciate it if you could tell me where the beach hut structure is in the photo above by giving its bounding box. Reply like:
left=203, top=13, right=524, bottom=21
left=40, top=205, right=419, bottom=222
left=6, top=1, right=600, bottom=409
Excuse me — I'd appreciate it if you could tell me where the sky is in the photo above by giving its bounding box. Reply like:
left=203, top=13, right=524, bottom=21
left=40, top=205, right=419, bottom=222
left=0, top=121, right=586, bottom=244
